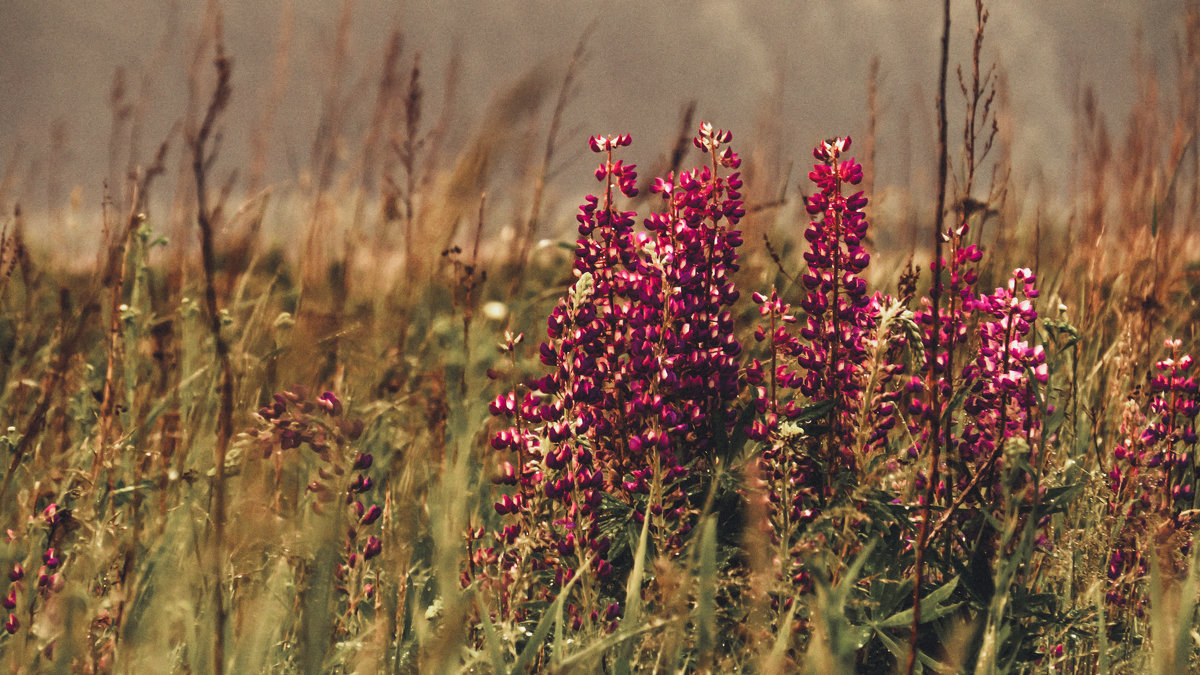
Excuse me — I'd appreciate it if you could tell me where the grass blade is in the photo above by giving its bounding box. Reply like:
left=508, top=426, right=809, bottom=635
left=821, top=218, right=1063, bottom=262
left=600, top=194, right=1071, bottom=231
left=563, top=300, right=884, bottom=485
left=515, top=554, right=591, bottom=673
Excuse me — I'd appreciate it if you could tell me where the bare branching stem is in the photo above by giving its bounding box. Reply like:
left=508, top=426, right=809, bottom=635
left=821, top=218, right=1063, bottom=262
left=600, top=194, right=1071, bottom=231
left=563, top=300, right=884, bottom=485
left=909, top=0, right=952, bottom=672
left=186, top=22, right=233, bottom=675
left=510, top=30, right=588, bottom=296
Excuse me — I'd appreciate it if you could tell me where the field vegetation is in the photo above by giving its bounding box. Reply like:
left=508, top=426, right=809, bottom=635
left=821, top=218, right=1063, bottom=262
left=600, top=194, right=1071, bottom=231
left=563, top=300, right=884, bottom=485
left=2, top=2, right=1200, bottom=673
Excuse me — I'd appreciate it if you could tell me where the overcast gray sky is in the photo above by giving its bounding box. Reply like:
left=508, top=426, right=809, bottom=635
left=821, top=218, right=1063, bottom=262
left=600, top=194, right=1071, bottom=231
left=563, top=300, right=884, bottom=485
left=0, top=0, right=1189, bottom=250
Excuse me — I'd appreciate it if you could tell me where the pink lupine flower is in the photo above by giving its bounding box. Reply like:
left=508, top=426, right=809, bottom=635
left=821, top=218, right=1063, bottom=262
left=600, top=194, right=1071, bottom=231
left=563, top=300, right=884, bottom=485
left=479, top=125, right=746, bottom=628
left=793, top=136, right=878, bottom=467
left=1106, top=338, right=1200, bottom=608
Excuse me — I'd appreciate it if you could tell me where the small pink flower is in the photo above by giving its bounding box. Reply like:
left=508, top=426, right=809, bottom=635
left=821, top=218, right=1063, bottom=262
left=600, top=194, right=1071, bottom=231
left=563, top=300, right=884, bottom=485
left=363, top=536, right=382, bottom=560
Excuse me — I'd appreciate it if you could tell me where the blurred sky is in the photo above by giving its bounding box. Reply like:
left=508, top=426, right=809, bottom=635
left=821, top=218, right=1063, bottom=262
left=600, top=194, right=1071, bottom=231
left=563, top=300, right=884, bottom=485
left=0, top=0, right=1190, bottom=246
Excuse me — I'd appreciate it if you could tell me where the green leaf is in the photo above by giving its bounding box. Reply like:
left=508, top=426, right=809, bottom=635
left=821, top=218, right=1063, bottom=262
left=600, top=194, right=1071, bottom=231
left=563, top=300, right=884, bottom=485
left=874, top=627, right=957, bottom=673
left=940, top=385, right=971, bottom=427
left=550, top=617, right=675, bottom=673
left=1093, top=584, right=1109, bottom=675
left=612, top=499, right=654, bottom=675
left=795, top=398, right=835, bottom=426
left=763, top=593, right=800, bottom=673
left=1039, top=483, right=1083, bottom=515
left=869, top=577, right=915, bottom=622
left=874, top=577, right=960, bottom=629
left=474, top=589, right=509, bottom=674
left=514, top=555, right=591, bottom=673
left=695, top=516, right=718, bottom=658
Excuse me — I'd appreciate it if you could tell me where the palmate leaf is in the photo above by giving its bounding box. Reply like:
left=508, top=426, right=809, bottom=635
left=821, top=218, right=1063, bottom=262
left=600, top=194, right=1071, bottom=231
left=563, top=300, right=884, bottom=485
left=1038, top=483, right=1083, bottom=515
left=865, top=577, right=964, bottom=674
left=873, top=628, right=958, bottom=674
left=804, top=541, right=878, bottom=670
left=871, top=576, right=961, bottom=629
left=868, top=577, right=915, bottom=624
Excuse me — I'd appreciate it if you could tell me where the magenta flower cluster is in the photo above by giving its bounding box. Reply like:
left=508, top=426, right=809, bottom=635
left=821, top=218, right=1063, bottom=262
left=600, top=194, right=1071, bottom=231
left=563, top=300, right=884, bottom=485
left=3, top=503, right=68, bottom=637
left=743, top=137, right=919, bottom=595
left=958, top=268, right=1047, bottom=480
left=913, top=227, right=983, bottom=380
left=907, top=226, right=985, bottom=469
left=792, top=138, right=877, bottom=465
left=743, top=139, right=884, bottom=586
left=256, top=387, right=364, bottom=463
left=902, top=219, right=1051, bottom=518
left=746, top=287, right=805, bottom=441
left=1106, top=339, right=1199, bottom=606
left=254, top=389, right=382, bottom=619
left=479, top=124, right=746, bottom=630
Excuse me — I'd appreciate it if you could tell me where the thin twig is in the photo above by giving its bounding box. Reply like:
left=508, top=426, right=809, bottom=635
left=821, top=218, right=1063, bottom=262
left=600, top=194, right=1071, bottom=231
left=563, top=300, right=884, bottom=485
left=185, top=17, right=234, bottom=675
left=509, top=26, right=590, bottom=296
left=908, top=1, right=952, bottom=672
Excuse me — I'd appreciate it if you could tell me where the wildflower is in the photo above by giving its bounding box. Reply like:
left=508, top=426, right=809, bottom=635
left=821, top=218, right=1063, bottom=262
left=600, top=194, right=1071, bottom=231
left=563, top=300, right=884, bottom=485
left=794, top=136, right=877, bottom=467
left=958, top=268, right=1045, bottom=477
left=42, top=503, right=60, bottom=526
left=1106, top=338, right=1200, bottom=609
left=316, top=391, right=343, bottom=416
left=361, top=505, right=383, bottom=525
left=480, top=124, right=746, bottom=629
left=363, top=536, right=383, bottom=560
left=349, top=475, right=373, bottom=493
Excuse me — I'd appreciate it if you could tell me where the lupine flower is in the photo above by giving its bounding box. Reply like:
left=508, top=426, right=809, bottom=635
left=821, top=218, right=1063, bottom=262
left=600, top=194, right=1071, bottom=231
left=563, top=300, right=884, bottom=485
left=363, top=536, right=383, bottom=560
left=746, top=288, right=806, bottom=441
left=957, top=268, right=1045, bottom=484
left=908, top=224, right=984, bottom=462
left=793, top=136, right=878, bottom=469
left=316, top=391, right=344, bottom=416
left=249, top=387, right=380, bottom=639
left=361, top=505, right=383, bottom=525
left=42, top=503, right=60, bottom=526
left=349, top=475, right=373, bottom=493
left=1106, top=338, right=1200, bottom=609
left=750, top=137, right=888, bottom=551
left=478, top=124, right=746, bottom=632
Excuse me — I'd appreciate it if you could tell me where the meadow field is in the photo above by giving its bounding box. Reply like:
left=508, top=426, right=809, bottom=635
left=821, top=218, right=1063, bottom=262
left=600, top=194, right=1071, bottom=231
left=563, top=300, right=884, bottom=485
left=2, top=2, right=1200, bottom=673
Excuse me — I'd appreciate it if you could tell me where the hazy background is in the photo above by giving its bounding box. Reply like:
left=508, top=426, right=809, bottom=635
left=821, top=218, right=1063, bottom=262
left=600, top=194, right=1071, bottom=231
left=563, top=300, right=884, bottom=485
left=0, top=0, right=1190, bottom=257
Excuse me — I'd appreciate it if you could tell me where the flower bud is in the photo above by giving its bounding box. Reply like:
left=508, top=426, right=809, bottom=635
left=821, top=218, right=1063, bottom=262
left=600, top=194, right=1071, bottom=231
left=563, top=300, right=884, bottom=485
left=361, top=505, right=383, bottom=525
left=363, top=536, right=383, bottom=560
